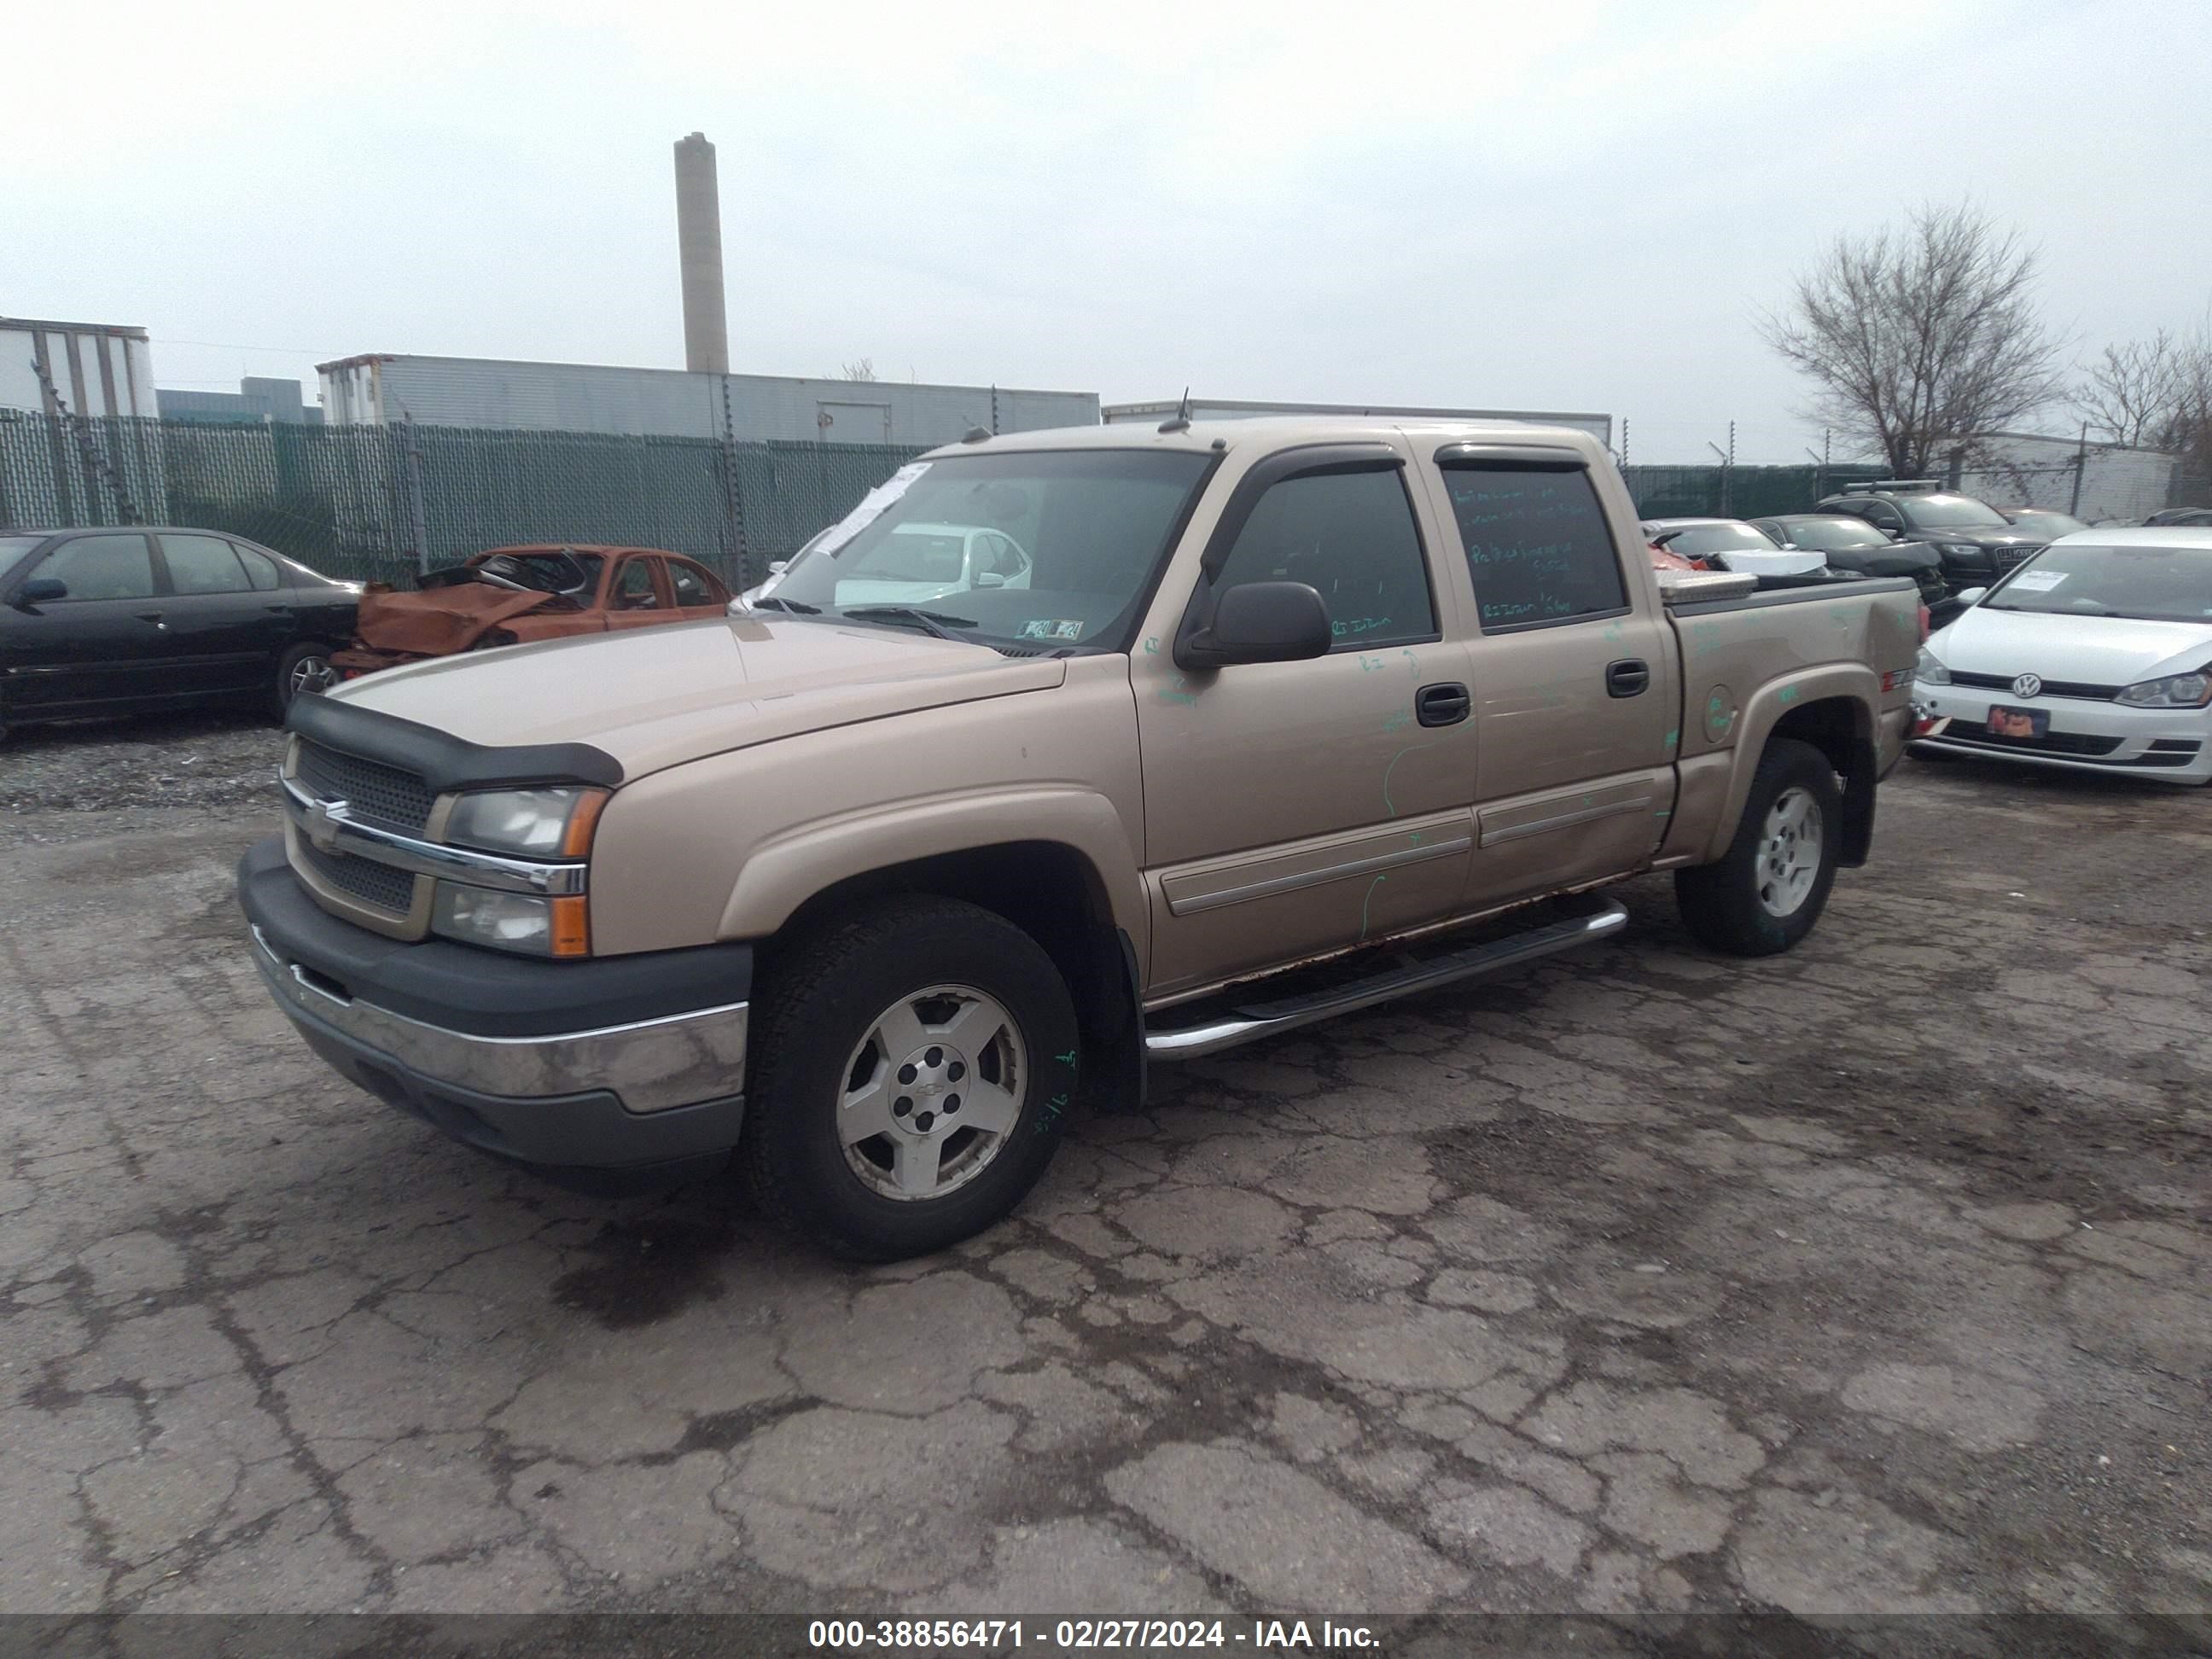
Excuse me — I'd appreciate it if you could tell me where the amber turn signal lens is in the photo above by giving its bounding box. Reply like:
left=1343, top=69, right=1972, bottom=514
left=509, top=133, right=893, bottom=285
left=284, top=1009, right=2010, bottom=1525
left=550, top=895, right=591, bottom=958
left=561, top=789, right=610, bottom=859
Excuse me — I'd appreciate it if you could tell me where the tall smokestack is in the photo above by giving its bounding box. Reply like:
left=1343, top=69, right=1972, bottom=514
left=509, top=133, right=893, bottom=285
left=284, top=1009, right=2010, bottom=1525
left=673, top=131, right=729, bottom=375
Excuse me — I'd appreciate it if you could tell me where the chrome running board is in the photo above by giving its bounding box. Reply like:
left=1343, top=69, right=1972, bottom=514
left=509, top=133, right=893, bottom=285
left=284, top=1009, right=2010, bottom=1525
left=1144, top=896, right=1629, bottom=1061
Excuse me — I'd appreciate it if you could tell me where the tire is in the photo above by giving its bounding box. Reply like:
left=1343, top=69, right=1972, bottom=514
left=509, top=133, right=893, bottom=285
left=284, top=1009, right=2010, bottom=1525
left=272, top=642, right=339, bottom=715
left=1673, top=737, right=1842, bottom=958
left=741, top=895, right=1081, bottom=1260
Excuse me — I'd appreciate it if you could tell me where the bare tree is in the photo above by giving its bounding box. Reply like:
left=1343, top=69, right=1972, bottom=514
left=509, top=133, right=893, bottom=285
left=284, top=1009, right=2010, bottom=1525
left=2074, top=331, right=2188, bottom=446
left=1761, top=202, right=2066, bottom=477
left=839, top=357, right=880, bottom=382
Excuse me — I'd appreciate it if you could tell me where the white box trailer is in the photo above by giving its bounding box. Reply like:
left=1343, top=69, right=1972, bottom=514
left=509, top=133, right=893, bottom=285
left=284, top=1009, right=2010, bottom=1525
left=0, top=317, right=158, bottom=419
left=1103, top=395, right=1613, bottom=450
left=0, top=317, right=166, bottom=527
left=317, top=354, right=1100, bottom=445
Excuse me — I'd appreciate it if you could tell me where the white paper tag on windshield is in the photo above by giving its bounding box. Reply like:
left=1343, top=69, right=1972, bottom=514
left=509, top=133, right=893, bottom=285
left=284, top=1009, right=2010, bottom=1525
left=2009, top=569, right=2066, bottom=591
left=813, top=463, right=932, bottom=557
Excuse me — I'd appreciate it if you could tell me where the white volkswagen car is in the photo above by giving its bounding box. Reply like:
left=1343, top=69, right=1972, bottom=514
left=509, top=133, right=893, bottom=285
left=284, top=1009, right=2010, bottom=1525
left=1912, top=527, right=2212, bottom=785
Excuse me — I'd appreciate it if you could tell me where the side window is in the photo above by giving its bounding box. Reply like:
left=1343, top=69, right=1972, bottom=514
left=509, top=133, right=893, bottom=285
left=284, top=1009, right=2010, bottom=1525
left=232, top=544, right=282, bottom=591
left=160, top=533, right=251, bottom=595
left=613, top=559, right=661, bottom=610
left=1441, top=465, right=1627, bottom=632
left=38, top=534, right=157, bottom=601
left=667, top=561, right=717, bottom=606
left=1211, top=467, right=1435, bottom=649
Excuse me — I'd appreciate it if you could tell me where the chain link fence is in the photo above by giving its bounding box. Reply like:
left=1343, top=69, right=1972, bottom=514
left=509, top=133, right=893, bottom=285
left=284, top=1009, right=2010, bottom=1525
left=10, top=415, right=2211, bottom=589
left=2, top=413, right=927, bottom=589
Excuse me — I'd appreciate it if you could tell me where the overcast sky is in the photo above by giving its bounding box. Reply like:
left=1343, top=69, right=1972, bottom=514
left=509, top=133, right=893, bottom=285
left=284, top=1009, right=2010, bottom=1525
left=10, top=0, right=2209, bottom=461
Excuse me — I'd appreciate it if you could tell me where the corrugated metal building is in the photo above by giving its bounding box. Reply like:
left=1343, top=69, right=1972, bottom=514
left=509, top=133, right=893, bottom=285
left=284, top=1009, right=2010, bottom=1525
left=1103, top=395, right=1613, bottom=449
left=0, top=317, right=158, bottom=419
left=317, top=354, right=1099, bottom=445
left=158, top=375, right=322, bottom=425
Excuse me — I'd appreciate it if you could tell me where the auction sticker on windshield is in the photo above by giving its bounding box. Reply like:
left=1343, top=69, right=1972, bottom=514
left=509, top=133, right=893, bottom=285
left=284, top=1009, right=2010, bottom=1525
left=2009, top=569, right=2067, bottom=591
left=1018, top=619, right=1085, bottom=640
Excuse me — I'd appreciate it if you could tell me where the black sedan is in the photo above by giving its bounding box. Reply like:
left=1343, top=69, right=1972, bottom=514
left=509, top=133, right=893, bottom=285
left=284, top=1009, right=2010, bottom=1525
left=1754, top=513, right=1948, bottom=604
left=0, top=527, right=359, bottom=741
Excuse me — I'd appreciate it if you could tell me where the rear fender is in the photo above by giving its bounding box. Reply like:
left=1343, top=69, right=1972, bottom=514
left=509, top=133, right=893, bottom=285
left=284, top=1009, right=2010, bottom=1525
left=1700, top=668, right=1879, bottom=864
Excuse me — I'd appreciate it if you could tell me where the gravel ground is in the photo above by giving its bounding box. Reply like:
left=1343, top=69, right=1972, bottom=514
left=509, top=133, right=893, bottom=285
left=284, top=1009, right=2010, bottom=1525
left=0, top=710, right=285, bottom=820
left=1, top=727, right=2207, bottom=1623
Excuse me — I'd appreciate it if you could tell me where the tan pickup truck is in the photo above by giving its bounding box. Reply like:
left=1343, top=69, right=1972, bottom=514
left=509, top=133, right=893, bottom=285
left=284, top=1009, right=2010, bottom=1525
left=238, top=418, right=1919, bottom=1259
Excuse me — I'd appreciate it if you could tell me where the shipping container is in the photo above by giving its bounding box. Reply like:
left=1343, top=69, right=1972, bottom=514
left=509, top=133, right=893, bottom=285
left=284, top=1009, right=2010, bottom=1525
left=317, top=354, right=1100, bottom=446
left=1103, top=395, right=1613, bottom=450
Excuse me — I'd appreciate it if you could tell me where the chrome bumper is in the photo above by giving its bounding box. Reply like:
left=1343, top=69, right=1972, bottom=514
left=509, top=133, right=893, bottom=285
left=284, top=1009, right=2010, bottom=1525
left=251, top=923, right=748, bottom=1113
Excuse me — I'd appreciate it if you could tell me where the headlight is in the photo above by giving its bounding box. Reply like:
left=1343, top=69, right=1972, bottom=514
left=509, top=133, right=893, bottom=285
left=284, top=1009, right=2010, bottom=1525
left=1915, top=647, right=1951, bottom=685
left=2116, top=672, right=2212, bottom=709
left=431, top=885, right=591, bottom=957
left=445, top=787, right=607, bottom=857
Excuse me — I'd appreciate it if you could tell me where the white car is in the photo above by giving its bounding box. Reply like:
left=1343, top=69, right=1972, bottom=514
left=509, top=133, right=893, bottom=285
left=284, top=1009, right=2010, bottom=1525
left=744, top=521, right=1032, bottom=608
left=1912, top=527, right=2212, bottom=785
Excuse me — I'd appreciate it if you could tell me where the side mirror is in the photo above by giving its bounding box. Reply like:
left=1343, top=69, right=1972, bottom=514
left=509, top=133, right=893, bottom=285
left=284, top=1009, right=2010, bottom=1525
left=767, top=560, right=789, bottom=576
left=16, top=577, right=67, bottom=605
left=1177, top=580, right=1332, bottom=669
left=1956, top=587, right=1988, bottom=606
left=975, top=571, right=1007, bottom=588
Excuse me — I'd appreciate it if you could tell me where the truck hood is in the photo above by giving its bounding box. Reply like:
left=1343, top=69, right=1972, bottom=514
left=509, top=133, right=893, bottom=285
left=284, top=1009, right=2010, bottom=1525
left=1932, top=605, right=2212, bottom=687
left=325, top=614, right=1067, bottom=780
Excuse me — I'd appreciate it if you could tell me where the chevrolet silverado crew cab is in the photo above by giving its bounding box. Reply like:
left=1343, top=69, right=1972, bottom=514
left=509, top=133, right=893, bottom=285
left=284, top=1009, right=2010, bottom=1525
left=238, top=419, right=1920, bottom=1260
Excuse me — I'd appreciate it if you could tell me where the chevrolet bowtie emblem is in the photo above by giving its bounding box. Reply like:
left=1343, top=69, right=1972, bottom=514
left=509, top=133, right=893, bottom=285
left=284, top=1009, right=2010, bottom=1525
left=305, top=797, right=348, bottom=854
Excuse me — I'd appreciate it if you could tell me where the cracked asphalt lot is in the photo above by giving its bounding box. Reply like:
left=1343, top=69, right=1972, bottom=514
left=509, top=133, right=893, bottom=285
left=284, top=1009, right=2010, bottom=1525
left=2, top=730, right=2208, bottom=1617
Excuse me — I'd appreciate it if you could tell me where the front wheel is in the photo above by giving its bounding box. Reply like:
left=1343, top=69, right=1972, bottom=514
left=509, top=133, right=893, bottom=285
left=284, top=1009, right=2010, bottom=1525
left=1674, top=737, right=1842, bottom=957
left=742, top=896, right=1080, bottom=1260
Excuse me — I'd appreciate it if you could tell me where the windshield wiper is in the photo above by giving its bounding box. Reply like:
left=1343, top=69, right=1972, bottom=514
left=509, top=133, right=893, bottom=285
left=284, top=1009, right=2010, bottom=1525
left=748, top=595, right=822, bottom=614
left=838, top=605, right=979, bottom=639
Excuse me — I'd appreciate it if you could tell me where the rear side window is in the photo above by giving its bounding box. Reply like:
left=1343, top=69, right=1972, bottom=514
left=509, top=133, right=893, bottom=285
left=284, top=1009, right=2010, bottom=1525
left=1441, top=465, right=1627, bottom=631
left=668, top=561, right=718, bottom=606
left=38, top=534, right=156, bottom=601
left=613, top=560, right=661, bottom=609
left=233, top=544, right=282, bottom=591
left=1212, top=467, right=1435, bottom=649
left=161, top=533, right=251, bottom=595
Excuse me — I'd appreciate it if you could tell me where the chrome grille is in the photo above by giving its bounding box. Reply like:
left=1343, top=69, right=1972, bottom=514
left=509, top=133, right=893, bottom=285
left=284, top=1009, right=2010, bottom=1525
left=294, top=742, right=435, bottom=835
left=1950, top=672, right=2121, bottom=701
left=296, top=835, right=418, bottom=914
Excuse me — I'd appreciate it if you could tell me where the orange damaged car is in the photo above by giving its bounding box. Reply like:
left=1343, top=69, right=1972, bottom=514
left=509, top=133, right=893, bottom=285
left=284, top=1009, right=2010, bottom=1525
left=332, top=544, right=731, bottom=678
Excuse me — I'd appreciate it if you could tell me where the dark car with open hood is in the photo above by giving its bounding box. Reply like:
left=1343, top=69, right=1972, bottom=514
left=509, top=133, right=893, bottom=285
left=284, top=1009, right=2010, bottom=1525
left=0, top=526, right=358, bottom=742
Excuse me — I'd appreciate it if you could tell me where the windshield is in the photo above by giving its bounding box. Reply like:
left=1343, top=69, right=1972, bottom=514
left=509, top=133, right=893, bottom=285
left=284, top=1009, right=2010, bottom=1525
left=476, top=550, right=603, bottom=594
left=1899, top=494, right=2008, bottom=530
left=1983, top=543, right=2212, bottom=622
left=2005, top=509, right=2087, bottom=536
left=1780, top=517, right=1891, bottom=553
left=1656, top=522, right=1782, bottom=557
left=766, top=451, right=1214, bottom=649
left=0, top=536, right=43, bottom=581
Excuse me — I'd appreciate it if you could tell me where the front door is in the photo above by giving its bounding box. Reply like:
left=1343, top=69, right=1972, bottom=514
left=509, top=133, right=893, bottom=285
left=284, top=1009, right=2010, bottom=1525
left=3, top=533, right=173, bottom=714
left=1132, top=444, right=1478, bottom=998
left=1418, top=454, right=1678, bottom=908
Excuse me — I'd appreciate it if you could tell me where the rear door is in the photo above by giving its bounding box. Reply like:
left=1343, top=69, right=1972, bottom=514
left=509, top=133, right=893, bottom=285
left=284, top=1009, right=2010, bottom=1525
left=1131, top=439, right=1479, bottom=997
left=664, top=556, right=730, bottom=619
left=605, top=556, right=672, bottom=631
left=3, top=533, right=173, bottom=714
left=154, top=533, right=291, bottom=693
left=1417, top=445, right=1679, bottom=908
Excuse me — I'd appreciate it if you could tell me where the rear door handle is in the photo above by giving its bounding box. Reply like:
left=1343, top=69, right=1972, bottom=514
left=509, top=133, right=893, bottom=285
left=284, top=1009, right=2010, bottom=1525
left=1606, top=659, right=1650, bottom=698
left=1416, top=682, right=1471, bottom=726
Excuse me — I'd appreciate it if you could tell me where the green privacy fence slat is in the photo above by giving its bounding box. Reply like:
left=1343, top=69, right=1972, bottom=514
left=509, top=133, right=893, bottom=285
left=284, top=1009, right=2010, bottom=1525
left=2, top=414, right=928, bottom=589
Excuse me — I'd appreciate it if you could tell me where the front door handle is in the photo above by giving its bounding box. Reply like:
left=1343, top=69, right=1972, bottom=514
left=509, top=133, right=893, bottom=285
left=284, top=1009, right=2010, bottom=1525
left=1606, top=659, right=1650, bottom=698
left=135, top=611, right=167, bottom=632
left=1416, top=682, right=1471, bottom=726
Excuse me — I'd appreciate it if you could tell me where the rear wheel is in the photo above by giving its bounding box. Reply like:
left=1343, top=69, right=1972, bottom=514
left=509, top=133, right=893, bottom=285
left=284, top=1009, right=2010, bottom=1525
left=742, top=896, right=1080, bottom=1260
left=1674, top=737, right=1842, bottom=957
left=272, top=642, right=338, bottom=715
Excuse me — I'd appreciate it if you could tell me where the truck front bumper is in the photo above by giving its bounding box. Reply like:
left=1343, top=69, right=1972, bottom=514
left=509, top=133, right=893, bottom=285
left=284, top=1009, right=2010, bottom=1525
left=237, top=835, right=752, bottom=1189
